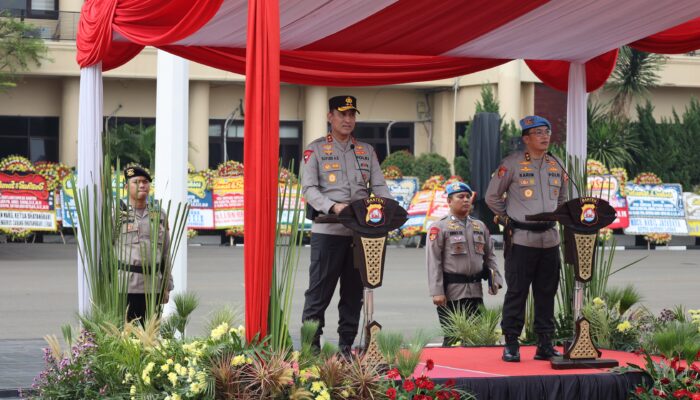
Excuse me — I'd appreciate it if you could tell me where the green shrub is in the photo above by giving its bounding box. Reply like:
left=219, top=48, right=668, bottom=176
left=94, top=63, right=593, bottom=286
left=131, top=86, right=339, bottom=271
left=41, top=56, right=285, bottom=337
left=414, top=153, right=451, bottom=183
left=380, top=150, right=415, bottom=176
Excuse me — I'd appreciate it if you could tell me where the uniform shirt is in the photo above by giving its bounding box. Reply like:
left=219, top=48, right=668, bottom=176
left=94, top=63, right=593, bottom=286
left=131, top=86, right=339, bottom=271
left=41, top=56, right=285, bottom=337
left=426, top=214, right=503, bottom=300
left=115, top=204, right=173, bottom=294
left=301, top=134, right=392, bottom=236
left=485, top=150, right=567, bottom=248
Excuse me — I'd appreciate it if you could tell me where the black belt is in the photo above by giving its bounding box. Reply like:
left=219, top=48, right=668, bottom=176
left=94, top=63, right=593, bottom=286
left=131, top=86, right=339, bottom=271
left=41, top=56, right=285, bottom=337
left=510, top=220, right=556, bottom=232
left=443, top=268, right=488, bottom=286
left=119, top=264, right=162, bottom=274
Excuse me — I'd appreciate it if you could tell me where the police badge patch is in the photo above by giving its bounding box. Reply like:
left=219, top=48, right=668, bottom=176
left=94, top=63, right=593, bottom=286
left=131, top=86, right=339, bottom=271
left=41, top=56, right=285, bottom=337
left=303, top=150, right=313, bottom=164
left=429, top=226, right=439, bottom=241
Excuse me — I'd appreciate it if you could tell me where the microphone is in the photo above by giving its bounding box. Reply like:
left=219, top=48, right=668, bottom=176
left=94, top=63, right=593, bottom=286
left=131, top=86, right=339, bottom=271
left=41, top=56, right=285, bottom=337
left=546, top=151, right=581, bottom=195
left=350, top=143, right=371, bottom=194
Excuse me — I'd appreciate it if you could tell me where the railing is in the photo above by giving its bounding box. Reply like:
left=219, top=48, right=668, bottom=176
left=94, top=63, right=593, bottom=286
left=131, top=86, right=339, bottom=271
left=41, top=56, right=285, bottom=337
left=2, top=9, right=79, bottom=41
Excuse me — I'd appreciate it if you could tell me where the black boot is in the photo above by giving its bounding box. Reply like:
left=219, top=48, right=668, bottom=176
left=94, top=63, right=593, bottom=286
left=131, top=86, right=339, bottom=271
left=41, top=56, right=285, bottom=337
left=534, top=334, right=562, bottom=360
left=502, top=335, right=520, bottom=362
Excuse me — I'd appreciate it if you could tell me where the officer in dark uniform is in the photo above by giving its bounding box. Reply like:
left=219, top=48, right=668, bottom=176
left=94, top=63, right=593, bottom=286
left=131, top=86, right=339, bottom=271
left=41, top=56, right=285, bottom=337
left=117, top=164, right=172, bottom=322
left=426, top=182, right=503, bottom=346
left=300, top=95, right=392, bottom=355
left=485, top=115, right=567, bottom=362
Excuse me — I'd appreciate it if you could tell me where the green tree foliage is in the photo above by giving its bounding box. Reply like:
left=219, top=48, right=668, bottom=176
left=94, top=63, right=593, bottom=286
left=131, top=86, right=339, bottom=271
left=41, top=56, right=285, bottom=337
left=380, top=150, right=415, bottom=176
left=629, top=99, right=700, bottom=189
left=414, top=153, right=451, bottom=183
left=0, top=11, right=49, bottom=90
left=106, top=124, right=156, bottom=171
left=587, top=101, right=642, bottom=169
left=606, top=46, right=665, bottom=118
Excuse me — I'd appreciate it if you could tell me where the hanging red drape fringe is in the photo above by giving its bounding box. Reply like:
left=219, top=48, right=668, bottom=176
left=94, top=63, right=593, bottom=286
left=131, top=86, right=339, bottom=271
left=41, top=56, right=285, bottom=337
left=243, top=0, right=280, bottom=342
left=526, top=50, right=619, bottom=93
left=631, top=18, right=700, bottom=54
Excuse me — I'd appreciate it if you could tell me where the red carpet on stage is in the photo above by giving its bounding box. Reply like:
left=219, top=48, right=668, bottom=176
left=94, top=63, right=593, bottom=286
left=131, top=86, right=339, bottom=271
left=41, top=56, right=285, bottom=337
left=410, top=346, right=650, bottom=400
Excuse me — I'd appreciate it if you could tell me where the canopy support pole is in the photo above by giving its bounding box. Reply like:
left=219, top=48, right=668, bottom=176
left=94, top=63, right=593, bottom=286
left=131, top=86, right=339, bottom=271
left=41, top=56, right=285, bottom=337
left=155, top=50, right=190, bottom=317
left=565, top=62, right=588, bottom=181
left=76, top=63, right=104, bottom=316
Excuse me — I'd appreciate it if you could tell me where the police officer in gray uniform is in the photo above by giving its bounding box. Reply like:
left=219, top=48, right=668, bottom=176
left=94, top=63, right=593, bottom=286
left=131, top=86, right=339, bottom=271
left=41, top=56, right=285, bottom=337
left=117, top=164, right=173, bottom=322
left=426, top=181, right=503, bottom=346
left=301, top=95, right=392, bottom=354
left=485, top=115, right=566, bottom=362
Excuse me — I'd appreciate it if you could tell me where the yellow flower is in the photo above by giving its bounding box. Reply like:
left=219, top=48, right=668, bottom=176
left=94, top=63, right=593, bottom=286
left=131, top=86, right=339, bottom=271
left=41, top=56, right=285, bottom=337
left=592, top=297, right=606, bottom=308
left=311, top=381, right=326, bottom=393
left=341, top=389, right=350, bottom=398
left=316, top=389, right=331, bottom=400
left=161, top=363, right=170, bottom=372
left=617, top=320, right=632, bottom=333
left=168, top=372, right=178, bottom=385
left=143, top=375, right=151, bottom=385
left=167, top=358, right=174, bottom=365
left=210, top=322, right=230, bottom=340
left=130, top=385, right=136, bottom=395
left=231, top=355, right=246, bottom=366
left=172, top=394, right=181, bottom=400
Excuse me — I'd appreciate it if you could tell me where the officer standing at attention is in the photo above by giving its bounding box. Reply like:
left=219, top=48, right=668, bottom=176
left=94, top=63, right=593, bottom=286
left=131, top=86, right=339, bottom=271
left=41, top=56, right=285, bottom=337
left=301, top=95, right=392, bottom=355
left=117, top=164, right=173, bottom=322
left=485, top=115, right=567, bottom=362
left=426, top=181, right=503, bottom=346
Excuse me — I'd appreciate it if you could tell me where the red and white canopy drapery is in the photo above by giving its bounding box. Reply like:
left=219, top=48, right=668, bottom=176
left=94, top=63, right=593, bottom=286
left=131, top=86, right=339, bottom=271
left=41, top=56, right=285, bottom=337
left=75, top=0, right=700, bottom=341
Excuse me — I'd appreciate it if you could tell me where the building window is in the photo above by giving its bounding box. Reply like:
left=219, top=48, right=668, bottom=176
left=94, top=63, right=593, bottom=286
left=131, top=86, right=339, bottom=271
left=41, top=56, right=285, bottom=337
left=353, top=122, right=414, bottom=164
left=208, top=120, right=303, bottom=173
left=0, top=0, right=59, bottom=18
left=0, top=116, right=58, bottom=162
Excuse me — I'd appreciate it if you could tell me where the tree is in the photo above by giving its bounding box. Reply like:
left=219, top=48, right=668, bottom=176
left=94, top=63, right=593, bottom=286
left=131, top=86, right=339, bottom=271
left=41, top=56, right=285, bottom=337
left=107, top=123, right=156, bottom=171
left=0, top=11, right=49, bottom=90
left=586, top=101, right=641, bottom=169
left=606, top=46, right=665, bottom=119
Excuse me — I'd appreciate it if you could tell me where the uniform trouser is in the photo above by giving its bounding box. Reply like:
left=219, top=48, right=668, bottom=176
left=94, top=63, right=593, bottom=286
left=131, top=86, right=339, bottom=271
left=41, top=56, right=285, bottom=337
left=501, top=244, right=561, bottom=337
left=302, top=233, right=363, bottom=348
left=126, top=293, right=164, bottom=323
left=437, top=297, right=483, bottom=346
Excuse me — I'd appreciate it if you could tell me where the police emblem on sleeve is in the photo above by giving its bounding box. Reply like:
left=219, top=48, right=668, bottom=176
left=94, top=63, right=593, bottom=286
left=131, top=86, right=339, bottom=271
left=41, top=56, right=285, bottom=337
left=429, top=226, right=439, bottom=241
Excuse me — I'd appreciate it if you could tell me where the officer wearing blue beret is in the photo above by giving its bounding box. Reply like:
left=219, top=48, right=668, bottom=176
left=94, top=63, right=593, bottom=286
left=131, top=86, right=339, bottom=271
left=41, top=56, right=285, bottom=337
left=426, top=181, right=503, bottom=346
left=485, top=115, right=567, bottom=362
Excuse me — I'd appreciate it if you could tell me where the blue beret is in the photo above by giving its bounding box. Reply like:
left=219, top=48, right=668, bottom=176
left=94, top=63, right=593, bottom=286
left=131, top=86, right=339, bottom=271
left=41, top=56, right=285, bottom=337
left=519, top=115, right=551, bottom=132
left=446, top=181, right=473, bottom=197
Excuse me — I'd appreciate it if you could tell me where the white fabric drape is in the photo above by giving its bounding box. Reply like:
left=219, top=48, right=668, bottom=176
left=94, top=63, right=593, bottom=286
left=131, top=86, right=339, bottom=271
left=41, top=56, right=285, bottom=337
left=77, top=64, right=104, bottom=315
left=566, top=62, right=588, bottom=182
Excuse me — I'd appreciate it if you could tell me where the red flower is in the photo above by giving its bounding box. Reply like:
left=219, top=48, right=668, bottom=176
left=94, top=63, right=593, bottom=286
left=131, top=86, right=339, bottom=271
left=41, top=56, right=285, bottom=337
left=426, top=359, right=435, bottom=371
left=445, top=379, right=456, bottom=388
left=404, top=379, right=416, bottom=392
left=661, top=377, right=671, bottom=385
left=425, top=380, right=435, bottom=391
left=386, top=387, right=397, bottom=400
left=416, top=376, right=429, bottom=389
left=652, top=388, right=668, bottom=398
left=692, top=393, right=700, bottom=400
left=673, top=389, right=690, bottom=398
left=635, top=386, right=646, bottom=394
left=436, top=391, right=449, bottom=400
left=387, top=368, right=401, bottom=380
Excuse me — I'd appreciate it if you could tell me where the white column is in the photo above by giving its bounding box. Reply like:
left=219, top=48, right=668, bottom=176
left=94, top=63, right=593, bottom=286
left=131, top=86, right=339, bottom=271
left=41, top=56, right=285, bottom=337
left=189, top=81, right=210, bottom=171
left=155, top=50, right=189, bottom=315
left=76, top=64, right=104, bottom=315
left=566, top=63, right=588, bottom=176
left=498, top=60, right=522, bottom=123
left=304, top=86, right=328, bottom=146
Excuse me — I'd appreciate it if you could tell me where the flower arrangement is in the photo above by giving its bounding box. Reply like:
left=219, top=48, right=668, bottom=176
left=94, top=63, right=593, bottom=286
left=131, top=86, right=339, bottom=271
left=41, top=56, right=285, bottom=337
left=0, top=227, right=33, bottom=242
left=225, top=226, right=244, bottom=237
left=644, top=233, right=672, bottom=246
left=443, top=175, right=463, bottom=186
left=186, top=229, right=198, bottom=239
left=598, top=227, right=613, bottom=243
left=421, top=175, right=445, bottom=191
left=383, top=165, right=403, bottom=180
left=187, top=162, right=197, bottom=174
left=633, top=172, right=663, bottom=185
left=217, top=160, right=244, bottom=177
left=0, top=154, right=34, bottom=172
left=34, top=162, right=61, bottom=191
left=387, top=229, right=403, bottom=244
left=401, top=226, right=422, bottom=239
left=586, top=159, right=608, bottom=176
left=382, top=362, right=466, bottom=400
left=278, top=167, right=298, bottom=185
left=583, top=286, right=650, bottom=352
left=610, top=167, right=629, bottom=196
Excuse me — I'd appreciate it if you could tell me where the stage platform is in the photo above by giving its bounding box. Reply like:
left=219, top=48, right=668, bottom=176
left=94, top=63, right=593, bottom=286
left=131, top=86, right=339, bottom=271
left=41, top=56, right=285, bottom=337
left=416, top=346, right=649, bottom=400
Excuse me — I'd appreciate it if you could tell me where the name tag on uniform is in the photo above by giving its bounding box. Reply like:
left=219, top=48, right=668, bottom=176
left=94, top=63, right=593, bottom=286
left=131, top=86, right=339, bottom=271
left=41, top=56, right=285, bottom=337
left=126, top=223, right=137, bottom=232
left=449, top=235, right=465, bottom=243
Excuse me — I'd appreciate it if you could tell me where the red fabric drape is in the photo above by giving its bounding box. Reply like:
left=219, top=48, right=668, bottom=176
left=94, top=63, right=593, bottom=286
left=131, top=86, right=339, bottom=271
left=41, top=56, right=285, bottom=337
left=525, top=50, right=619, bottom=93
left=76, top=0, right=223, bottom=68
left=243, top=0, right=280, bottom=342
left=160, top=46, right=509, bottom=87
left=631, top=18, right=700, bottom=54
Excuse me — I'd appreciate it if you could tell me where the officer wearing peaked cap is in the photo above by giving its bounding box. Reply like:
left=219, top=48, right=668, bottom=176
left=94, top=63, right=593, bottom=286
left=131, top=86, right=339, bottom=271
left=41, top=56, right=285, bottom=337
left=426, top=181, right=503, bottom=346
left=300, top=95, right=392, bottom=355
left=485, top=115, right=567, bottom=362
left=117, top=164, right=173, bottom=322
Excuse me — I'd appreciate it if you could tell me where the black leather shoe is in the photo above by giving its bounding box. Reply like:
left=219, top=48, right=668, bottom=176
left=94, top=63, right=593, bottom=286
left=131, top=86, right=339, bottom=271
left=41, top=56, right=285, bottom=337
left=502, top=343, right=520, bottom=362
left=534, top=339, right=562, bottom=360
